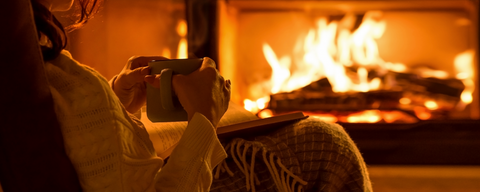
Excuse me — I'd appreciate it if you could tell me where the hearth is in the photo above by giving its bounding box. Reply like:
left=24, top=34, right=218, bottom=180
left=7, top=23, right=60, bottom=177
left=186, top=0, right=480, bottom=164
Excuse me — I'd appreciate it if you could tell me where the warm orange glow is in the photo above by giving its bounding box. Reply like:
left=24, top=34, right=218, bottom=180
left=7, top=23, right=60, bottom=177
left=454, top=50, right=475, bottom=106
left=346, top=110, right=382, bottom=123
left=399, top=97, right=411, bottom=105
left=414, top=106, right=432, bottom=120
left=258, top=10, right=393, bottom=99
left=385, top=62, right=407, bottom=72
left=425, top=100, right=439, bottom=110
left=418, top=68, right=449, bottom=79
left=244, top=99, right=256, bottom=112
left=461, top=90, right=473, bottom=104
left=176, top=20, right=188, bottom=59
left=177, top=39, right=188, bottom=59
left=307, top=114, right=338, bottom=123
left=244, top=10, right=476, bottom=120
left=262, top=44, right=291, bottom=94
left=243, top=96, right=270, bottom=113
left=258, top=109, right=273, bottom=118
left=382, top=111, right=418, bottom=123
left=256, top=97, right=269, bottom=110
left=162, top=48, right=171, bottom=59
left=176, top=20, right=188, bottom=37
left=304, top=110, right=418, bottom=123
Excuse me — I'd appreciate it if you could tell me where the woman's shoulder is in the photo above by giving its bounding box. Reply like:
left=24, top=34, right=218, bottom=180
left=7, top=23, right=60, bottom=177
left=46, top=49, right=106, bottom=80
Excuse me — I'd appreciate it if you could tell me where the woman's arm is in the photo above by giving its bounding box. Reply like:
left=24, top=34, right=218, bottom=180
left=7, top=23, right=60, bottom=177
left=115, top=56, right=230, bottom=191
left=154, top=113, right=227, bottom=191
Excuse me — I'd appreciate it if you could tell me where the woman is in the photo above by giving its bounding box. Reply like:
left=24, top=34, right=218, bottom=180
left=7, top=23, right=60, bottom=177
left=34, top=0, right=230, bottom=191
left=31, top=0, right=372, bottom=191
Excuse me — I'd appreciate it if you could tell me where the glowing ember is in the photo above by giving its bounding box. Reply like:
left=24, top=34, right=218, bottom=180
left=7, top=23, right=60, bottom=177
left=414, top=106, right=432, bottom=120
left=308, top=114, right=338, bottom=123
left=258, top=109, right=273, bottom=118
left=424, top=100, right=439, bottom=110
left=346, top=110, right=382, bottom=123
left=399, top=98, right=411, bottom=105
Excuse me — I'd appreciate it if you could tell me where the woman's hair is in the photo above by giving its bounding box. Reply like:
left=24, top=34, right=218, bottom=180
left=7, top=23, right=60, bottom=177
left=31, top=0, right=101, bottom=61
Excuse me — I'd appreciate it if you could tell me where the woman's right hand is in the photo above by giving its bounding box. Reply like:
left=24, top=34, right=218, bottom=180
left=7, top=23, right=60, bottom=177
left=144, top=57, right=231, bottom=127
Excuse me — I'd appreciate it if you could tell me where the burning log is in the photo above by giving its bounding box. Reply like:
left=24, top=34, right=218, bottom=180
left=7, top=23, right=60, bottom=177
left=384, top=71, right=465, bottom=98
left=269, top=87, right=403, bottom=111
left=268, top=73, right=465, bottom=120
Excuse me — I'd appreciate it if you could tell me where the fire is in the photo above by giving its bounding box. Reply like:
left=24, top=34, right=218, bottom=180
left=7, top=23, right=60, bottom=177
left=245, top=11, right=391, bottom=114
left=244, top=11, right=476, bottom=123
left=177, top=20, right=188, bottom=59
left=454, top=50, right=475, bottom=107
left=243, top=96, right=270, bottom=114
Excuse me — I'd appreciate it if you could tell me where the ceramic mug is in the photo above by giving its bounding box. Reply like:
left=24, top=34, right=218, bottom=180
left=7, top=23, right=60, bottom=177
left=146, top=58, right=203, bottom=122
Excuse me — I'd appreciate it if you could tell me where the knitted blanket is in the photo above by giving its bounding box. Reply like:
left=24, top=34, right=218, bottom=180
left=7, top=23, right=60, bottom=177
left=210, top=117, right=372, bottom=192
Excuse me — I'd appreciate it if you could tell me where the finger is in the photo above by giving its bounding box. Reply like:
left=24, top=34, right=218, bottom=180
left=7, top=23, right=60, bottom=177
left=226, top=79, right=231, bottom=89
left=144, top=74, right=161, bottom=88
left=127, top=56, right=170, bottom=69
left=224, top=79, right=231, bottom=93
left=126, top=66, right=151, bottom=83
left=201, top=57, right=217, bottom=70
left=224, top=80, right=232, bottom=110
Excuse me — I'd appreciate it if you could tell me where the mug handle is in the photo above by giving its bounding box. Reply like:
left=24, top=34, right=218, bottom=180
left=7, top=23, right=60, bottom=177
left=160, top=68, right=176, bottom=110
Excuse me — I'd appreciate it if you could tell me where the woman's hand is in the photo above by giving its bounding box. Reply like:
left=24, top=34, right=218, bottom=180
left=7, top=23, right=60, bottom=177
left=145, top=57, right=231, bottom=127
left=112, top=56, right=168, bottom=114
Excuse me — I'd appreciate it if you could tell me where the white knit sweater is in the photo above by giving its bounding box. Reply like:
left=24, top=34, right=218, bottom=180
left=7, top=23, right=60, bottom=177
left=46, top=50, right=227, bottom=191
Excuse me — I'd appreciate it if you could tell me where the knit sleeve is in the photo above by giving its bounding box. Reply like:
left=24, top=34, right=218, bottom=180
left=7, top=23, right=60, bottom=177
left=154, top=113, right=227, bottom=191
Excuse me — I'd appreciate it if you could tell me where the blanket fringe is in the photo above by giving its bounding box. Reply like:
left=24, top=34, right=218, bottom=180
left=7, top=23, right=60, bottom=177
left=215, top=138, right=307, bottom=192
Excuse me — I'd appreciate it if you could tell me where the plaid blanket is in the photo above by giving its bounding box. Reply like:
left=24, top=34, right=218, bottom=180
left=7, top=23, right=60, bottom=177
left=210, top=117, right=372, bottom=192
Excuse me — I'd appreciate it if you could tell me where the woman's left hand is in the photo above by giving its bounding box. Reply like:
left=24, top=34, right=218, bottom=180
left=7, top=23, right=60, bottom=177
left=112, top=56, right=168, bottom=114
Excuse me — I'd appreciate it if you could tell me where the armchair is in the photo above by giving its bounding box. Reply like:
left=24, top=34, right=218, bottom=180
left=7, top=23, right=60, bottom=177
left=0, top=0, right=81, bottom=191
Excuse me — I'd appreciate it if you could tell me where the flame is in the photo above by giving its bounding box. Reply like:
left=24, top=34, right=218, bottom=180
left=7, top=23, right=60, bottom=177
left=246, top=11, right=392, bottom=112
left=263, top=44, right=291, bottom=94
left=259, top=11, right=390, bottom=97
left=243, top=96, right=270, bottom=114
left=454, top=50, right=475, bottom=106
left=176, top=20, right=188, bottom=59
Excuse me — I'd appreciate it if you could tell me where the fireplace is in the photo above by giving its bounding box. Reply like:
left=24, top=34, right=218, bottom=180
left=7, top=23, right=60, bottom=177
left=66, top=0, right=480, bottom=165
left=186, top=0, right=480, bottom=164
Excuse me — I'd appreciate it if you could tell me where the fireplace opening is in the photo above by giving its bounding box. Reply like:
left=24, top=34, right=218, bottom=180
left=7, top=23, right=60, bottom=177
left=212, top=0, right=479, bottom=124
